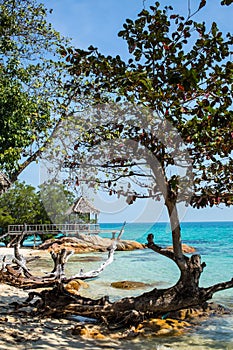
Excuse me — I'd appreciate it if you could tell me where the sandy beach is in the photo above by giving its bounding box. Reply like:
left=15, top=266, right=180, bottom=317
left=0, top=283, right=123, bottom=349
left=0, top=247, right=123, bottom=349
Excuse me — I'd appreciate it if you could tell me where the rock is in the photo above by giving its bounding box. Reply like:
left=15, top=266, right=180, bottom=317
left=116, top=241, right=145, bottom=251
left=166, top=243, right=196, bottom=254
left=72, top=325, right=107, bottom=340
left=71, top=318, right=191, bottom=340
left=65, top=280, right=89, bottom=295
left=136, top=318, right=191, bottom=337
left=111, top=280, right=150, bottom=290
left=39, top=234, right=145, bottom=253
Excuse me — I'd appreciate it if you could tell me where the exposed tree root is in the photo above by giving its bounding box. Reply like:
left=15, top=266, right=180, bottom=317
left=1, top=232, right=232, bottom=328
left=6, top=276, right=233, bottom=329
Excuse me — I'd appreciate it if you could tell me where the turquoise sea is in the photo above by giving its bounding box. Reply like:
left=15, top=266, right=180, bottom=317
left=65, top=221, right=233, bottom=350
left=6, top=221, right=232, bottom=349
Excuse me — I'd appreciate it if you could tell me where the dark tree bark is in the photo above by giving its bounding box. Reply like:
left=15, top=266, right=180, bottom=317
left=1, top=232, right=232, bottom=327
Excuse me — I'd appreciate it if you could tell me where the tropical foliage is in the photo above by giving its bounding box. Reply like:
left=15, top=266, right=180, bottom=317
left=0, top=0, right=70, bottom=180
left=60, top=1, right=233, bottom=211
left=0, top=181, right=75, bottom=244
left=39, top=181, right=75, bottom=224
left=0, top=181, right=49, bottom=233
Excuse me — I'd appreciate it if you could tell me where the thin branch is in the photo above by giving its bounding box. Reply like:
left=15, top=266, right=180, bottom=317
left=95, top=172, right=153, bottom=185
left=203, top=278, right=233, bottom=299
left=188, top=0, right=191, bottom=17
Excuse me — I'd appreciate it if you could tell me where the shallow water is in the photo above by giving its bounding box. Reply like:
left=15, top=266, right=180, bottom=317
left=22, top=221, right=233, bottom=349
left=68, top=253, right=233, bottom=349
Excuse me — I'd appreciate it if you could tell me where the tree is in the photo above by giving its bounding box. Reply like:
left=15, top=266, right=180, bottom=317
left=40, top=0, right=232, bottom=320
left=1, top=0, right=233, bottom=330
left=0, top=0, right=73, bottom=181
left=0, top=206, right=14, bottom=231
left=0, top=181, right=49, bottom=231
left=0, top=181, right=76, bottom=244
left=39, top=181, right=75, bottom=224
left=0, top=181, right=49, bottom=244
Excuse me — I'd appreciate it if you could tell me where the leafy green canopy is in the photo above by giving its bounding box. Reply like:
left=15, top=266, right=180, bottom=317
left=0, top=68, right=39, bottom=172
left=0, top=181, right=75, bottom=234
left=61, top=1, right=233, bottom=209
left=39, top=181, right=75, bottom=224
left=0, top=181, right=49, bottom=233
left=0, top=0, right=69, bottom=179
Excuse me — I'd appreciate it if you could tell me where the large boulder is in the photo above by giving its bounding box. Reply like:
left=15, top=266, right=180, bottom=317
left=166, top=243, right=196, bottom=254
left=39, top=234, right=145, bottom=253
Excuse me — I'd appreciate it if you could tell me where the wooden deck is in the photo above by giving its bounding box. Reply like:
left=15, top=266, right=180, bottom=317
left=7, top=223, right=119, bottom=238
left=8, top=223, right=101, bottom=235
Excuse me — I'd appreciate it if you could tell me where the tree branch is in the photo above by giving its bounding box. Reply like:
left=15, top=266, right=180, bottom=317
left=146, top=233, right=177, bottom=261
left=202, top=278, right=233, bottom=299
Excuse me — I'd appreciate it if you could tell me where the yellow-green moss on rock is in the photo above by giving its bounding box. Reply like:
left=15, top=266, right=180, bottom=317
left=111, top=280, right=149, bottom=289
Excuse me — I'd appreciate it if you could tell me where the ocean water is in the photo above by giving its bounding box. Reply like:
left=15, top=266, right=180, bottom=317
left=63, top=221, right=233, bottom=350
left=19, top=221, right=233, bottom=349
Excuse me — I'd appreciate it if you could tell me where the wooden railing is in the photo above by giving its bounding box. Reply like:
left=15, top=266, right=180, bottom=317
left=7, top=223, right=101, bottom=236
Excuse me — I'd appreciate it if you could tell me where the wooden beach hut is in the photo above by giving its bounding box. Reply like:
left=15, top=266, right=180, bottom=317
left=66, top=196, right=100, bottom=224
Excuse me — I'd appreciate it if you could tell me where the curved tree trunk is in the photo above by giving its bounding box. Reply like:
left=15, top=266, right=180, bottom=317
left=164, top=198, right=206, bottom=289
left=3, top=232, right=232, bottom=327
left=10, top=248, right=232, bottom=327
left=149, top=156, right=189, bottom=275
left=1, top=212, right=233, bottom=327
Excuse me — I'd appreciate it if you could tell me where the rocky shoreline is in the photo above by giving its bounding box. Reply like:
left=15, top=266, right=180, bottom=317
left=37, top=234, right=196, bottom=254
left=70, top=301, right=232, bottom=340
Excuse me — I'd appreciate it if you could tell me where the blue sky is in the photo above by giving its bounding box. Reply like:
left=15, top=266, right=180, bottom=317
left=42, top=0, right=232, bottom=54
left=21, top=0, right=233, bottom=223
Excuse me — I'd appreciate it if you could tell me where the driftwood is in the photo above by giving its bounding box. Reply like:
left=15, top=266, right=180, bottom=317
left=0, top=223, right=126, bottom=289
left=1, top=227, right=232, bottom=328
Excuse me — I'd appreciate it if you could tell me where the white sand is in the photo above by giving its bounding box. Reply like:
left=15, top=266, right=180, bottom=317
left=0, top=282, right=121, bottom=349
left=0, top=246, right=49, bottom=258
left=0, top=247, right=121, bottom=349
